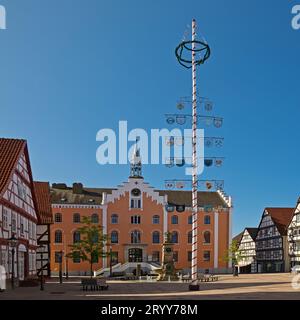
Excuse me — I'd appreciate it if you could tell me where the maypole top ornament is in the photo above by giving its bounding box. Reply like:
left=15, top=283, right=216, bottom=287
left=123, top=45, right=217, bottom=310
left=175, top=27, right=211, bottom=69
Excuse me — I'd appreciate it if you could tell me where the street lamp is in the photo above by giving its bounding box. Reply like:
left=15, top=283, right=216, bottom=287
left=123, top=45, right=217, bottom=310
left=109, top=245, right=113, bottom=278
left=8, top=234, right=18, bottom=290
left=38, top=244, right=45, bottom=291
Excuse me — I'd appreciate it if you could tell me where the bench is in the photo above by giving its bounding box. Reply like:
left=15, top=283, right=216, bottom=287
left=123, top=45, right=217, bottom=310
left=198, top=274, right=219, bottom=282
left=81, top=279, right=109, bottom=291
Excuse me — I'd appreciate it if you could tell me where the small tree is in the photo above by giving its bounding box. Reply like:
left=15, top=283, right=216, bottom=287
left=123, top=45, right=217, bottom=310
left=223, top=240, right=242, bottom=276
left=67, top=216, right=107, bottom=278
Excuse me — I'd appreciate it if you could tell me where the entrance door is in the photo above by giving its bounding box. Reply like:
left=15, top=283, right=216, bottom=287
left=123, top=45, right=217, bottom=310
left=128, top=248, right=143, bottom=262
left=18, top=252, right=25, bottom=280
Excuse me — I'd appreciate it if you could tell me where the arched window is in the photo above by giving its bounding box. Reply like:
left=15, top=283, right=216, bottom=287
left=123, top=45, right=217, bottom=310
left=111, top=231, right=118, bottom=244
left=188, top=231, right=192, bottom=244
left=111, top=214, right=118, bottom=224
left=131, top=230, right=141, bottom=244
left=73, top=231, right=81, bottom=243
left=153, top=215, right=160, bottom=224
left=91, top=214, right=99, bottom=223
left=55, top=230, right=62, bottom=243
left=131, top=215, right=141, bottom=224
left=188, top=215, right=192, bottom=224
left=204, top=231, right=211, bottom=244
left=171, top=231, right=178, bottom=243
left=152, top=231, right=160, bottom=244
left=73, top=213, right=80, bottom=223
left=54, top=213, right=62, bottom=223
left=171, top=215, right=178, bottom=224
left=204, top=215, right=211, bottom=225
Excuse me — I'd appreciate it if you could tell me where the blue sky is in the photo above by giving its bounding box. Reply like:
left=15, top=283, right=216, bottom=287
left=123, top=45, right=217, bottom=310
left=0, top=0, right=299, bottom=235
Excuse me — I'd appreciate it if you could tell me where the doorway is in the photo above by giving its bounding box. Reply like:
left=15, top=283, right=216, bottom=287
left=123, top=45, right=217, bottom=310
left=128, top=248, right=143, bottom=262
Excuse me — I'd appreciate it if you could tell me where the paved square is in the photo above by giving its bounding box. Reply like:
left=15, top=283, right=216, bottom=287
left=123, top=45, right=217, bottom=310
left=1, top=273, right=300, bottom=300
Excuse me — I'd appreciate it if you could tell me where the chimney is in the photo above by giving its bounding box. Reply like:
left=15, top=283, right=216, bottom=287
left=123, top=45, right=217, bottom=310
left=73, top=183, right=83, bottom=194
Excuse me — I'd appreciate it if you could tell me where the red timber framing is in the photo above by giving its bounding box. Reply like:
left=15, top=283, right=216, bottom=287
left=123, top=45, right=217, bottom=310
left=0, top=138, right=40, bottom=282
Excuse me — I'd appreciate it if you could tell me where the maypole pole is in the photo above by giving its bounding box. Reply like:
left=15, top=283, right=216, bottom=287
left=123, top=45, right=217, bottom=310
left=191, top=18, right=198, bottom=288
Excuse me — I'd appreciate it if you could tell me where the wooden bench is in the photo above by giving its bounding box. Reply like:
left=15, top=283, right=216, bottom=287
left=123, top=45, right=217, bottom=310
left=81, top=279, right=109, bottom=291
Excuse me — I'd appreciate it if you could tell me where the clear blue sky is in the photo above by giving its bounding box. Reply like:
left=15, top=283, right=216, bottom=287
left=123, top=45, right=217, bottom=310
left=1, top=0, right=299, bottom=235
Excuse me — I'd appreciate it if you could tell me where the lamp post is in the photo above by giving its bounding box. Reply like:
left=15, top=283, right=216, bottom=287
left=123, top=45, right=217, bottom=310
left=109, top=245, right=113, bottom=278
left=38, top=244, right=45, bottom=291
left=8, top=234, right=18, bottom=290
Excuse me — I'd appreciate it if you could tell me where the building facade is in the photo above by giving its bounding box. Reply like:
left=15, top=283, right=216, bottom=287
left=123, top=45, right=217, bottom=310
left=235, top=228, right=257, bottom=273
left=288, top=198, right=300, bottom=268
left=34, top=181, right=53, bottom=278
left=0, top=139, right=39, bottom=283
left=255, top=208, right=293, bottom=273
left=50, top=157, right=233, bottom=276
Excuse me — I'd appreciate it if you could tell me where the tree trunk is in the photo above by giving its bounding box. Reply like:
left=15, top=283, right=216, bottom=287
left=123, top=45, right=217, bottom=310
left=90, top=261, right=93, bottom=279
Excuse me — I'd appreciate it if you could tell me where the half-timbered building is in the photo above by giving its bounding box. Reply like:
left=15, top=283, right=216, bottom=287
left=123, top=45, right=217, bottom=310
left=34, top=181, right=53, bottom=278
left=0, top=138, right=39, bottom=283
left=235, top=228, right=258, bottom=273
left=288, top=197, right=300, bottom=269
left=255, top=208, right=294, bottom=273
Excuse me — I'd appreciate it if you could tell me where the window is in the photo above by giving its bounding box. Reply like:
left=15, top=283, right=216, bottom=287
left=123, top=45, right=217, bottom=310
left=55, top=213, right=62, bottom=223
left=204, top=251, right=210, bottom=261
left=171, top=215, right=178, bottom=224
left=55, top=251, right=63, bottom=263
left=188, top=251, right=192, bottom=262
left=204, top=231, right=211, bottom=244
left=55, top=230, right=62, bottom=243
left=188, top=231, right=192, bottom=244
left=73, top=252, right=81, bottom=263
left=188, top=215, right=192, bottom=224
left=2, top=208, right=8, bottom=229
left=152, top=251, right=160, bottom=262
left=131, top=199, right=141, bottom=209
left=73, top=231, right=81, bottom=243
left=204, top=215, right=211, bottom=225
left=73, top=213, right=80, bottom=223
left=11, top=213, right=16, bottom=232
left=20, top=218, right=24, bottom=235
left=91, top=214, right=99, bottom=223
left=173, top=251, right=178, bottom=262
left=152, top=231, right=160, bottom=244
left=111, top=252, right=118, bottom=265
left=111, top=231, right=119, bottom=244
left=111, top=214, right=118, bottom=224
left=28, top=221, right=32, bottom=238
left=153, top=215, right=160, bottom=224
left=131, top=215, right=141, bottom=224
left=171, top=231, right=178, bottom=243
left=131, top=230, right=141, bottom=244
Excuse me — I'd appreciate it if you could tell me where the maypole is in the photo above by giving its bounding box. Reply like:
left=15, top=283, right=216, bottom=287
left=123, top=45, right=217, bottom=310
left=164, top=18, right=224, bottom=291
left=191, top=19, right=198, bottom=286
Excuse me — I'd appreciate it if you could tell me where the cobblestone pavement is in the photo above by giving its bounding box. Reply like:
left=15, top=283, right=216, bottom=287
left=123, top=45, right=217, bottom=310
left=1, top=273, right=300, bottom=300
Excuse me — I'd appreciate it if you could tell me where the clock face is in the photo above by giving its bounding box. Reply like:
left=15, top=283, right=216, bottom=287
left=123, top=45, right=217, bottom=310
left=165, top=247, right=172, bottom=253
left=131, top=188, right=141, bottom=197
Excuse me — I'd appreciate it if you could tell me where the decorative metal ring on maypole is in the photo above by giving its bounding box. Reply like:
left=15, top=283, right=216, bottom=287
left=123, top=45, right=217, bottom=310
left=175, top=40, right=211, bottom=69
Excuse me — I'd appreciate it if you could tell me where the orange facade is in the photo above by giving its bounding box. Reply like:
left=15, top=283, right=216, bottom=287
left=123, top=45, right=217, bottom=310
left=50, top=178, right=232, bottom=275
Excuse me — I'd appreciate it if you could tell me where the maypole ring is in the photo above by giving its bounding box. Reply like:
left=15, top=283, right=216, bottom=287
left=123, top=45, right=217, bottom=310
left=175, top=40, right=211, bottom=69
